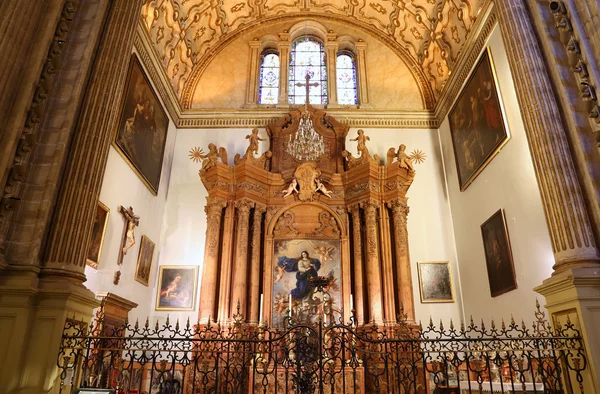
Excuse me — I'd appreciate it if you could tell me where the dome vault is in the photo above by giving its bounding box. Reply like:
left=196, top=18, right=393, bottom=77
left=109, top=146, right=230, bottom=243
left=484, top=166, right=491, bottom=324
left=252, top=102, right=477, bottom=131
left=141, top=0, right=486, bottom=111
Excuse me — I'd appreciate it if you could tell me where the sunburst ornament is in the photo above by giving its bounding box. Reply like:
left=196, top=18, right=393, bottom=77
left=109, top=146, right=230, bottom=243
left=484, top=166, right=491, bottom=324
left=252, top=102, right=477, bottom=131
left=189, top=146, right=204, bottom=163
left=409, top=149, right=426, bottom=164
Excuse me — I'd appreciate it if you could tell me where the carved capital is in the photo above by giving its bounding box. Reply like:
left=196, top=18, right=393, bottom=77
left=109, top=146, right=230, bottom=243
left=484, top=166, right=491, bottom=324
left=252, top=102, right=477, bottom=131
left=388, top=199, right=409, bottom=219
left=235, top=198, right=254, bottom=214
left=205, top=198, right=227, bottom=217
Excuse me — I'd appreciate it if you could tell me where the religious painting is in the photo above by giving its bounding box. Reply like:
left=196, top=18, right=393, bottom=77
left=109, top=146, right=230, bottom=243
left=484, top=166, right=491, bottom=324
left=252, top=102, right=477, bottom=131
left=448, top=48, right=509, bottom=191
left=272, top=239, right=341, bottom=327
left=481, top=209, right=517, bottom=297
left=114, top=55, right=169, bottom=195
left=134, top=235, right=155, bottom=286
left=417, top=262, right=454, bottom=303
left=155, top=265, right=198, bottom=311
left=86, top=201, right=110, bottom=269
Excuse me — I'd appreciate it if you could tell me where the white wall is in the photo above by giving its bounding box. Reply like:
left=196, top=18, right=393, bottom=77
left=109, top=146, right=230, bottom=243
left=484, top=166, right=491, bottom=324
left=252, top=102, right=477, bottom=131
left=438, top=26, right=554, bottom=323
left=155, top=126, right=463, bottom=325
left=84, top=58, right=177, bottom=322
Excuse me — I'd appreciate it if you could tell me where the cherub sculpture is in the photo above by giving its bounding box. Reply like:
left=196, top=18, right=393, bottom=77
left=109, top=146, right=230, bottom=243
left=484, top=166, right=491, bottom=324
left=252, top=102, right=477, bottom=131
left=190, top=144, right=228, bottom=171
left=314, top=178, right=333, bottom=198
left=350, top=129, right=370, bottom=157
left=244, top=128, right=266, bottom=157
left=387, top=144, right=414, bottom=172
left=282, top=178, right=299, bottom=198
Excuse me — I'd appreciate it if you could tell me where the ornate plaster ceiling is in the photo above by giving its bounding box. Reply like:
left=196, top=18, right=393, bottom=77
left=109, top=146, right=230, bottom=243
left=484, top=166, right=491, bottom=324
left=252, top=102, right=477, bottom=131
left=141, top=0, right=485, bottom=109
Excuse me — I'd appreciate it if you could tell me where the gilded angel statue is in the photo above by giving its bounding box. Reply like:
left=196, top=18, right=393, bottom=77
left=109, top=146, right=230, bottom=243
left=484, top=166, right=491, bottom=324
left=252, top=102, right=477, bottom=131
left=387, top=144, right=414, bottom=172
left=189, top=143, right=228, bottom=170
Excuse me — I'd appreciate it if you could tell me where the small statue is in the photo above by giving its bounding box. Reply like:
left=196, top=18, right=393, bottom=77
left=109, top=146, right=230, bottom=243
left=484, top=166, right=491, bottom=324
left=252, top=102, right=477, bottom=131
left=397, top=144, right=414, bottom=172
left=245, top=128, right=266, bottom=158
left=349, top=129, right=370, bottom=157
left=387, top=144, right=415, bottom=172
left=315, top=178, right=333, bottom=198
left=119, top=206, right=140, bottom=256
left=282, top=178, right=299, bottom=198
left=189, top=144, right=228, bottom=171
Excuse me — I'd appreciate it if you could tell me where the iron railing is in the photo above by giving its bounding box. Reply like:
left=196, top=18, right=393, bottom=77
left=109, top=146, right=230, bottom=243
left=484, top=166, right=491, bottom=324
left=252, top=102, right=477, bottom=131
left=56, top=301, right=587, bottom=394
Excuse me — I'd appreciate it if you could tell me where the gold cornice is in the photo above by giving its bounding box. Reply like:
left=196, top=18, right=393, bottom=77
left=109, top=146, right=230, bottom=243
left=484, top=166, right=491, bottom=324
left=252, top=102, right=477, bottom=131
left=177, top=109, right=438, bottom=129
left=134, top=21, right=182, bottom=125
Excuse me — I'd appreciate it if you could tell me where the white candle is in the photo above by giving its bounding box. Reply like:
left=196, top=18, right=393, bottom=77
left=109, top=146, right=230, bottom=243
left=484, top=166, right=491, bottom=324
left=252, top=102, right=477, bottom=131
left=289, top=294, right=292, bottom=317
left=259, top=294, right=264, bottom=322
left=350, top=294, right=354, bottom=311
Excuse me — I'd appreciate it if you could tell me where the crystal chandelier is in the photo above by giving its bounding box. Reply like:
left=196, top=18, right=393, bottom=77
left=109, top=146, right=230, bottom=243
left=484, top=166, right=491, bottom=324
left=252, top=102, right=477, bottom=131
left=286, top=109, right=325, bottom=161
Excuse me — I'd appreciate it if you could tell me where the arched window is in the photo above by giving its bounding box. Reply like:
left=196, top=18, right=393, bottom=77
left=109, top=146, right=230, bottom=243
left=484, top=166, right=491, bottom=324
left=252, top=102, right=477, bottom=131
left=288, top=37, right=328, bottom=105
left=336, top=52, right=358, bottom=105
left=258, top=52, right=280, bottom=105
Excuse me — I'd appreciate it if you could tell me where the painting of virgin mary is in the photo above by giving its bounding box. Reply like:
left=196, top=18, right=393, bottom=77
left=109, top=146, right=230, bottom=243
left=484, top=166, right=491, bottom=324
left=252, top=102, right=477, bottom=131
left=272, top=239, right=341, bottom=327
left=275, top=250, right=322, bottom=301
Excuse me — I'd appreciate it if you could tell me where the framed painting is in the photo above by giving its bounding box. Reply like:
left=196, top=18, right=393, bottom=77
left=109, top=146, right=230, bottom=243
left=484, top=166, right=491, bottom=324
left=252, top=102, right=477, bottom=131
left=86, top=201, right=110, bottom=269
left=448, top=48, right=509, bottom=191
left=417, top=261, right=454, bottom=303
left=272, top=239, right=342, bottom=327
left=481, top=209, right=517, bottom=297
left=155, top=265, right=198, bottom=311
left=134, top=235, right=155, bottom=286
left=113, top=55, right=169, bottom=195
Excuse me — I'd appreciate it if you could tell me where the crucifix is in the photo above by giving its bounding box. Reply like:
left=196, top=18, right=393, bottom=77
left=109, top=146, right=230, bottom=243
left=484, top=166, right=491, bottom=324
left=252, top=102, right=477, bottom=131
left=296, top=72, right=319, bottom=105
left=114, top=205, right=140, bottom=285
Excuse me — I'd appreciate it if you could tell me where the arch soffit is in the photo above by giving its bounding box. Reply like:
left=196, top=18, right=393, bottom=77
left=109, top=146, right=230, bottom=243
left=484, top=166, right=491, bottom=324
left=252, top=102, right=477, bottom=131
left=181, top=13, right=434, bottom=109
left=266, top=201, right=347, bottom=238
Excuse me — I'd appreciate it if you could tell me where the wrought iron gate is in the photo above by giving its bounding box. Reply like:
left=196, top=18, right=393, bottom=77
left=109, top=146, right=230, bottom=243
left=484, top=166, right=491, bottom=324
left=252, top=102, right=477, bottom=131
left=57, top=303, right=588, bottom=394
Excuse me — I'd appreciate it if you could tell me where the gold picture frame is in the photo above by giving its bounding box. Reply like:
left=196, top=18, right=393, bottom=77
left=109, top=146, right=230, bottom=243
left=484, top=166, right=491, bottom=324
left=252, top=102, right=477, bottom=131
left=155, top=265, right=198, bottom=311
left=113, top=55, right=169, bottom=195
left=417, top=261, right=455, bottom=303
left=135, top=235, right=155, bottom=286
left=448, top=47, right=510, bottom=191
left=86, top=201, right=110, bottom=269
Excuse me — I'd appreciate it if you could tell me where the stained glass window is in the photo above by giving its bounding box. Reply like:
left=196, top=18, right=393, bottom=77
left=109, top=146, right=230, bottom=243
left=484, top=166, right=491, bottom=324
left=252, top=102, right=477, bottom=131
left=336, top=53, right=358, bottom=105
left=288, top=37, right=328, bottom=105
left=258, top=52, right=280, bottom=105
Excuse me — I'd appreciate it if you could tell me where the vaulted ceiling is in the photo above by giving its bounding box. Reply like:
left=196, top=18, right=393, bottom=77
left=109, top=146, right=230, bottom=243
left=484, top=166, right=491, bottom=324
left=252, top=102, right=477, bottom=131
left=141, top=0, right=486, bottom=109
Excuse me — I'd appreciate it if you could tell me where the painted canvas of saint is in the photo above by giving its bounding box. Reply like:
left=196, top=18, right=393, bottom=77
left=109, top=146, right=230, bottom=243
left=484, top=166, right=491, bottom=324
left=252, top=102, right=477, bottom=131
left=272, top=239, right=341, bottom=327
left=481, top=209, right=517, bottom=297
left=449, top=48, right=509, bottom=191
left=114, top=55, right=169, bottom=195
left=155, top=266, right=198, bottom=311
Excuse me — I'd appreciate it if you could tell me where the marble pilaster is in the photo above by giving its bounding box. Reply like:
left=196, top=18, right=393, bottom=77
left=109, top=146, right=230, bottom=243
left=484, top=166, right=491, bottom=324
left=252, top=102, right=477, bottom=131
left=496, top=0, right=600, bottom=272
left=199, top=198, right=227, bottom=322
left=249, top=204, right=266, bottom=323
left=349, top=205, right=365, bottom=324
left=42, top=0, right=143, bottom=282
left=361, top=200, right=383, bottom=323
left=230, top=199, right=254, bottom=318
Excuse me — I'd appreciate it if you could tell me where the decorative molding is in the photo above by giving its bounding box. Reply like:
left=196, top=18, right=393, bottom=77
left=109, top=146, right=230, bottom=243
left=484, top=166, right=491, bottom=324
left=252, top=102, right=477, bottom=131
left=134, top=22, right=182, bottom=125
left=434, top=2, right=498, bottom=122
left=176, top=109, right=439, bottom=129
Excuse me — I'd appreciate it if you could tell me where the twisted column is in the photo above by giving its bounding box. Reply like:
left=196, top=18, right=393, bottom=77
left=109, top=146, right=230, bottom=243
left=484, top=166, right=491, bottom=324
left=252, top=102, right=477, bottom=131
left=349, top=205, right=365, bottom=324
left=199, top=198, right=227, bottom=322
left=362, top=200, right=383, bottom=323
left=42, top=0, right=143, bottom=282
left=230, top=199, right=254, bottom=318
left=389, top=199, right=415, bottom=321
left=496, top=0, right=600, bottom=272
left=249, top=204, right=266, bottom=323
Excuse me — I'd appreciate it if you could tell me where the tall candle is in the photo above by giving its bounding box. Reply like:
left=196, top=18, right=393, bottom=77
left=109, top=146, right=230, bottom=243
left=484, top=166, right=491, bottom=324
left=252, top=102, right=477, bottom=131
left=259, top=294, right=264, bottom=322
left=350, top=294, right=354, bottom=311
left=289, top=294, right=292, bottom=317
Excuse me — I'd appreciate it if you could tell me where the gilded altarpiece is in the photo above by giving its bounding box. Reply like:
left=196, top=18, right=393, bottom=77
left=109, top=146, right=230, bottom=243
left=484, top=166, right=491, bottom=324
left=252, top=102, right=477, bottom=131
left=196, top=104, right=416, bottom=327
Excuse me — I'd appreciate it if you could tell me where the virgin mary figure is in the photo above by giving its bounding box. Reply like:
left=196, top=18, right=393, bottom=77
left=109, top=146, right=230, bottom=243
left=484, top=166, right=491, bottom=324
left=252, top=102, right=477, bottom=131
left=275, top=251, right=321, bottom=301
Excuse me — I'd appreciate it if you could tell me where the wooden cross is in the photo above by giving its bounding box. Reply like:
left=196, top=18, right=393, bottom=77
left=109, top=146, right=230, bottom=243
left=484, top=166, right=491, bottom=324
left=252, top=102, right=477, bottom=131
left=295, top=72, right=319, bottom=105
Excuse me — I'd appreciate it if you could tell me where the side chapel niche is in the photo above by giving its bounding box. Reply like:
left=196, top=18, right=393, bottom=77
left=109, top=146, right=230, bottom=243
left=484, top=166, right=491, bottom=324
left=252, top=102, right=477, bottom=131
left=195, top=105, right=416, bottom=327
